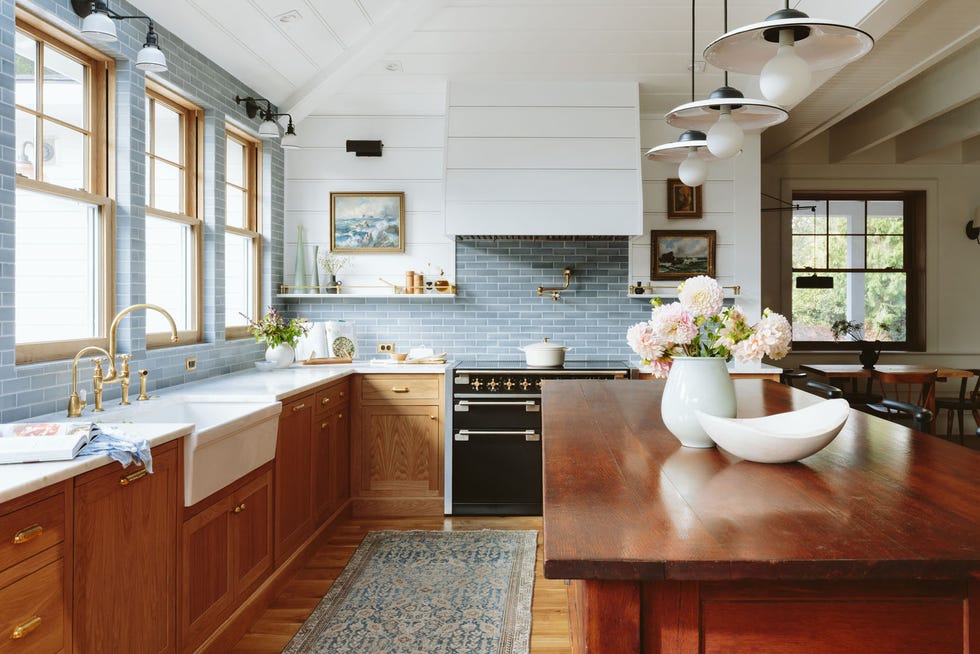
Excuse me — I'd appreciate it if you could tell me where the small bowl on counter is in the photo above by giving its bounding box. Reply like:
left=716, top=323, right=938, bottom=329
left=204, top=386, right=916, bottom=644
left=389, top=352, right=408, bottom=363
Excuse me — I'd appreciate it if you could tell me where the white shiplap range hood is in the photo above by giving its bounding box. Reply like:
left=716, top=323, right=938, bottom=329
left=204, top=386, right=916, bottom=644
left=444, top=81, right=643, bottom=237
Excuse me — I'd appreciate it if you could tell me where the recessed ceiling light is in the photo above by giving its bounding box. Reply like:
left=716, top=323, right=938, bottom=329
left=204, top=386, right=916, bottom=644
left=275, top=10, right=302, bottom=23
left=384, top=61, right=403, bottom=72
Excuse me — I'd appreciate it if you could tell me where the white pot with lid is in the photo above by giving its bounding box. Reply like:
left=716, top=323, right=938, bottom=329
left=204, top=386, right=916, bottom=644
left=518, top=338, right=573, bottom=367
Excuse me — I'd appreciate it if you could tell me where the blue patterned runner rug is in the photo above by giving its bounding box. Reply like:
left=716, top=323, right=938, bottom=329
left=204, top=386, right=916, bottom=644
left=282, top=529, right=538, bottom=654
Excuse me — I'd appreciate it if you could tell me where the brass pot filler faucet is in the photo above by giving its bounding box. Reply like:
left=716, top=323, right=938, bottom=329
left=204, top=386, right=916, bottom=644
left=67, top=304, right=179, bottom=418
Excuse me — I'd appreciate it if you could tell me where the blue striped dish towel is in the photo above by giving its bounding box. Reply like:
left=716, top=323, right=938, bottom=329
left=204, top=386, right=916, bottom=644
left=78, top=424, right=153, bottom=472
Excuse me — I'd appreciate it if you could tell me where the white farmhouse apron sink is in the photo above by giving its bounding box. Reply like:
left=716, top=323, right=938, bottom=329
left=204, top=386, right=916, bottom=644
left=102, top=397, right=282, bottom=506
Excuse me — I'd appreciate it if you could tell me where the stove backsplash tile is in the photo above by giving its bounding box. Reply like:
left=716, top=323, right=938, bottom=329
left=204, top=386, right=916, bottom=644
left=281, top=239, right=652, bottom=360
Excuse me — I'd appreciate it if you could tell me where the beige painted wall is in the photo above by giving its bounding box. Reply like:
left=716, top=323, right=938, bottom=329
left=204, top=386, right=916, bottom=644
left=762, top=133, right=980, bottom=373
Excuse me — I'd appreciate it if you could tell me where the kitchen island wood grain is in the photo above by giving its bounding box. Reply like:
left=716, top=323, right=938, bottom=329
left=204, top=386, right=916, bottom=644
left=541, top=379, right=980, bottom=654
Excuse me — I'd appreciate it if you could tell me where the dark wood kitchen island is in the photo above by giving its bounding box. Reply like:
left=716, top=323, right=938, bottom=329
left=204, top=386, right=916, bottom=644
left=541, top=379, right=980, bottom=654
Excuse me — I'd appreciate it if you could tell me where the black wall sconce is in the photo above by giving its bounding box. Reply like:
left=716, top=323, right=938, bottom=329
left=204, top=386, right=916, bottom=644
left=234, top=95, right=299, bottom=149
left=73, top=0, right=167, bottom=72
left=346, top=140, right=383, bottom=157
left=967, top=208, right=980, bottom=244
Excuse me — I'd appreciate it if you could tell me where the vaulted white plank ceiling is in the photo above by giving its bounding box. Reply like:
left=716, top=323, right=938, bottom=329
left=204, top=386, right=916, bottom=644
left=128, top=0, right=979, bottom=161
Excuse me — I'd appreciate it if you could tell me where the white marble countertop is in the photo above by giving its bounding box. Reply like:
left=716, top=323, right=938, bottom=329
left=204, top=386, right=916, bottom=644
left=0, top=360, right=452, bottom=505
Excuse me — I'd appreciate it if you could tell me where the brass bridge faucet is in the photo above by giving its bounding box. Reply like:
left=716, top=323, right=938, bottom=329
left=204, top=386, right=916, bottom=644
left=67, top=304, right=179, bottom=418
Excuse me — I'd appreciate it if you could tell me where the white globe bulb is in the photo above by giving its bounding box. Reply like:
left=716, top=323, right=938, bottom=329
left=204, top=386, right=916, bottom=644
left=760, top=43, right=812, bottom=106
left=678, top=151, right=708, bottom=187
left=707, top=112, right=744, bottom=158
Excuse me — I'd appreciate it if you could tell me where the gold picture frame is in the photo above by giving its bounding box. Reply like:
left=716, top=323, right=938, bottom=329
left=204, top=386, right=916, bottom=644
left=667, top=178, right=702, bottom=219
left=330, top=192, right=405, bottom=253
left=650, top=230, right=716, bottom=280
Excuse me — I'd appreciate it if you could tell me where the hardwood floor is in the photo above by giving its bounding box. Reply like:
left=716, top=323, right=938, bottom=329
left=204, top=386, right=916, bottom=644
left=229, top=515, right=572, bottom=654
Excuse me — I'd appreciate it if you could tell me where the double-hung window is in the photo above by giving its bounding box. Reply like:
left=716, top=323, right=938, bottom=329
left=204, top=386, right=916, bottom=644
left=145, top=83, right=202, bottom=345
left=223, top=125, right=261, bottom=337
left=14, top=15, right=112, bottom=363
left=789, top=191, right=925, bottom=351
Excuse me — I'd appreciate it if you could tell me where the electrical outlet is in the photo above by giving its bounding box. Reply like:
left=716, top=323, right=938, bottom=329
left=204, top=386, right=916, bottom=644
left=185, top=357, right=198, bottom=371
left=377, top=343, right=395, bottom=353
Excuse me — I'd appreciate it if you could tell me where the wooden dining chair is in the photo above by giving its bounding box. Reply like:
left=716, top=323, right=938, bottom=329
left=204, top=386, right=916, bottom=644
left=862, top=369, right=938, bottom=433
left=934, top=369, right=980, bottom=444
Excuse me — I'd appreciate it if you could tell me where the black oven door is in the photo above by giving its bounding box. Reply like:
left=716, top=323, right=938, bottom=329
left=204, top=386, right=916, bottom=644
left=452, top=399, right=541, bottom=430
left=451, top=428, right=542, bottom=516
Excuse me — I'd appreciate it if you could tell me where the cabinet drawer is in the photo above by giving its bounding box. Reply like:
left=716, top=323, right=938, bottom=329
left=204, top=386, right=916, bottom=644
left=315, top=381, right=350, bottom=415
left=0, top=495, right=64, bottom=573
left=361, top=375, right=440, bottom=401
left=0, top=559, right=65, bottom=654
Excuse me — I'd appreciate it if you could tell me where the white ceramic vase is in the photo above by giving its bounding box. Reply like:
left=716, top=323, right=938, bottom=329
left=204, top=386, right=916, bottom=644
left=265, top=343, right=295, bottom=368
left=661, top=356, right=735, bottom=448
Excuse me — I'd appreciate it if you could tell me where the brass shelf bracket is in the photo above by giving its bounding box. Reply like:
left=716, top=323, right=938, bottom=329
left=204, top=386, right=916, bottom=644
left=537, top=268, right=573, bottom=301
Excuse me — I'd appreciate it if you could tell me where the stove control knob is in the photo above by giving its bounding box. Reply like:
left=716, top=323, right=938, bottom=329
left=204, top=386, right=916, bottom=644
left=535, top=379, right=542, bottom=389
left=519, top=378, right=532, bottom=391
left=471, top=378, right=483, bottom=391
left=503, top=378, right=515, bottom=391
left=487, top=379, right=499, bottom=392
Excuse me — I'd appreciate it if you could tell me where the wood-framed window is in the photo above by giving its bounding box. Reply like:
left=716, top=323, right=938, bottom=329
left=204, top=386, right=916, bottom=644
left=223, top=124, right=262, bottom=338
left=788, top=190, right=926, bottom=351
left=14, top=11, right=115, bottom=364
left=145, top=82, right=203, bottom=346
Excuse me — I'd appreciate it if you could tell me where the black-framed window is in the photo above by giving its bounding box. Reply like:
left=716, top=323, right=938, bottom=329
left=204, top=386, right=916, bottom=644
left=789, top=191, right=925, bottom=351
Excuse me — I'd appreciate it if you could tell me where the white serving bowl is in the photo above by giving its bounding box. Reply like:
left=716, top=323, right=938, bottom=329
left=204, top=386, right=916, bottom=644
left=695, top=399, right=850, bottom=464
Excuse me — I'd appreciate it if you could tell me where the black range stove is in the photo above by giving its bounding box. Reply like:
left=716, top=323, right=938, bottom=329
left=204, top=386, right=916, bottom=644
left=449, top=359, right=630, bottom=516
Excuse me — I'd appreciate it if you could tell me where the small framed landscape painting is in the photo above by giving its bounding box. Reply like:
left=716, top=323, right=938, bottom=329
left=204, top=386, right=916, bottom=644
left=330, top=192, right=405, bottom=253
left=650, top=229, right=716, bottom=280
left=667, top=178, right=702, bottom=219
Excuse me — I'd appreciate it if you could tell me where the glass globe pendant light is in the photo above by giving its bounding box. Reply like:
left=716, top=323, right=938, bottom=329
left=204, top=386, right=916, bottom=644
left=645, top=0, right=715, bottom=186
left=703, top=2, right=873, bottom=107
left=665, top=0, right=788, bottom=159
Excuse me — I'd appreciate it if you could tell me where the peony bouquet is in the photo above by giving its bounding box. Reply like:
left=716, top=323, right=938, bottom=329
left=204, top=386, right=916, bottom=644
left=242, top=306, right=311, bottom=348
left=627, top=276, right=791, bottom=378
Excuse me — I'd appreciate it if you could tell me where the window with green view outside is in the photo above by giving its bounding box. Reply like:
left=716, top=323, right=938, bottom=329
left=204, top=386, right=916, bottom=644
left=790, top=192, right=925, bottom=351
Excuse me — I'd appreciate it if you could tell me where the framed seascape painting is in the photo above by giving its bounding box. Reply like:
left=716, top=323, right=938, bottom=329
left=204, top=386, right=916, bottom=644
left=650, top=230, right=716, bottom=280
left=330, top=192, right=405, bottom=253
left=667, top=178, right=702, bottom=218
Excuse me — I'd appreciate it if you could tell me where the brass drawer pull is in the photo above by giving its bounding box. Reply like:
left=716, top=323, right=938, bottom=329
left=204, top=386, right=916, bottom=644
left=231, top=503, right=246, bottom=514
left=391, top=387, right=410, bottom=393
left=321, top=421, right=329, bottom=429
left=430, top=415, right=437, bottom=420
left=337, top=413, right=343, bottom=420
left=10, top=616, right=41, bottom=639
left=292, top=403, right=306, bottom=412
left=12, top=524, right=43, bottom=544
left=119, top=468, right=149, bottom=486
left=321, top=397, right=330, bottom=404
left=339, top=391, right=345, bottom=397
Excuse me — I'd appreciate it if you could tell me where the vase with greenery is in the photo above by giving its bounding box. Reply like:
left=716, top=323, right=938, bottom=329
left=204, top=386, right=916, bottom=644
left=831, top=318, right=891, bottom=369
left=242, top=307, right=311, bottom=367
left=317, top=252, right=351, bottom=295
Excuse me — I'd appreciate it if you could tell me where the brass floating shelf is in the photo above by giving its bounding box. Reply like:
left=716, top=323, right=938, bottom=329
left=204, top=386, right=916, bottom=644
left=628, top=283, right=741, bottom=297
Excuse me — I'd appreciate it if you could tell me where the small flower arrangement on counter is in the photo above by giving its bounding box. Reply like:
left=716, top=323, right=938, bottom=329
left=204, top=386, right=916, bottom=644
left=242, top=306, right=311, bottom=348
left=626, top=276, right=792, bottom=378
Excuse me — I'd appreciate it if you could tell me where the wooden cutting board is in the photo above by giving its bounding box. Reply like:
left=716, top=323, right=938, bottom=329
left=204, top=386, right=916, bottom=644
left=301, top=357, right=353, bottom=365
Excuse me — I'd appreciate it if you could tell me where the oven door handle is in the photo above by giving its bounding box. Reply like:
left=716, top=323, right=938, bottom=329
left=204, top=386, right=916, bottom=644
left=454, top=429, right=540, bottom=442
left=454, top=400, right=540, bottom=412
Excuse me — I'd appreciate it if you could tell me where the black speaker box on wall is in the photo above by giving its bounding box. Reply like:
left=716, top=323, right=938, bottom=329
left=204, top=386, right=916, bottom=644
left=346, top=140, right=383, bottom=157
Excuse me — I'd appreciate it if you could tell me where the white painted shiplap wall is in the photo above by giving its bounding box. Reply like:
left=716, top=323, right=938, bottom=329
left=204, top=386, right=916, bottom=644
left=634, top=118, right=762, bottom=320
left=283, top=78, right=455, bottom=295
left=445, top=81, right=643, bottom=236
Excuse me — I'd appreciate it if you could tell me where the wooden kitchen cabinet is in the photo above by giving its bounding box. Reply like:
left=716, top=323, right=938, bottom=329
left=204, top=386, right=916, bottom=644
left=0, top=482, right=71, bottom=654
left=312, top=379, right=350, bottom=524
left=274, top=393, right=314, bottom=567
left=352, top=374, right=444, bottom=516
left=179, top=467, right=272, bottom=653
left=73, top=441, right=179, bottom=654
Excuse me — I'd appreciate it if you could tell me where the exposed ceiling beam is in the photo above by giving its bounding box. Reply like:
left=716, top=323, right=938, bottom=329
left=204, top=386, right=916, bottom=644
left=893, top=99, right=980, bottom=162
left=963, top=135, right=980, bottom=163
left=762, top=0, right=980, bottom=162
left=282, top=0, right=449, bottom=123
left=827, top=37, right=980, bottom=162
